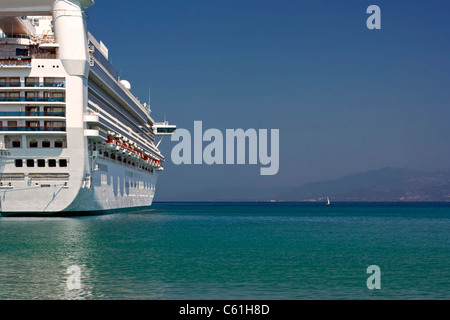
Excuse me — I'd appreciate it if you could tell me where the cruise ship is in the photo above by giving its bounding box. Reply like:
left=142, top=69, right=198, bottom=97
left=0, top=0, right=176, bottom=216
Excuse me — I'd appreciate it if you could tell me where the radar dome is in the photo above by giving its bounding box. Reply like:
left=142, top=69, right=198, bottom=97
left=120, top=80, right=131, bottom=90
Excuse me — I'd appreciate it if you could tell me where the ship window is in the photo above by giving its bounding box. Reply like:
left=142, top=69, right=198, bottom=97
left=25, top=77, right=37, bottom=87
left=26, top=106, right=39, bottom=115
left=26, top=121, right=39, bottom=128
left=157, top=127, right=176, bottom=133
left=54, top=140, right=63, bottom=148
left=52, top=92, right=64, bottom=98
left=26, top=159, right=34, bottom=167
left=48, top=159, right=56, bottom=167
left=8, top=121, right=18, bottom=130
left=16, top=48, right=29, bottom=57
left=52, top=121, right=64, bottom=127
left=45, top=107, right=65, bottom=116
left=42, top=141, right=50, bottom=148
left=25, top=91, right=37, bottom=98
left=29, top=140, right=38, bottom=148
left=15, top=159, right=23, bottom=167
left=9, top=78, right=20, bottom=87
left=59, top=159, right=67, bottom=167
left=37, top=159, right=45, bottom=167
left=12, top=140, right=21, bottom=148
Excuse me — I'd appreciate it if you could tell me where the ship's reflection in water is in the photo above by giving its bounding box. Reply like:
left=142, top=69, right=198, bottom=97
left=0, top=211, right=167, bottom=300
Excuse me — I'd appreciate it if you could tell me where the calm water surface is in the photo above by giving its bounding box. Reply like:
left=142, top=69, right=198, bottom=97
left=1, top=202, right=449, bottom=299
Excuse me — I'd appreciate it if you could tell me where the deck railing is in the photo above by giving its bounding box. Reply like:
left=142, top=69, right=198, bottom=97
left=0, top=112, right=65, bottom=117
left=0, top=97, right=65, bottom=102
left=0, top=34, right=30, bottom=39
left=0, top=59, right=32, bottom=67
left=0, top=126, right=66, bottom=132
left=0, top=82, right=65, bottom=88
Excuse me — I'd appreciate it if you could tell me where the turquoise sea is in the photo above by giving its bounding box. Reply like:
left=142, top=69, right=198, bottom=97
left=0, top=202, right=449, bottom=300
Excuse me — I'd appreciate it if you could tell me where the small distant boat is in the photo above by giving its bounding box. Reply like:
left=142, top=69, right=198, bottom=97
left=326, top=197, right=330, bottom=206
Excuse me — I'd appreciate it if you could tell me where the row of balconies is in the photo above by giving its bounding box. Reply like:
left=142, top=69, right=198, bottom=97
left=0, top=90, right=64, bottom=101
left=0, top=96, right=65, bottom=102
left=0, top=106, right=65, bottom=123
left=0, top=59, right=32, bottom=68
left=0, top=111, right=65, bottom=117
left=0, top=126, right=66, bottom=132
left=0, top=82, right=65, bottom=88
left=0, top=77, right=65, bottom=88
left=0, top=120, right=66, bottom=132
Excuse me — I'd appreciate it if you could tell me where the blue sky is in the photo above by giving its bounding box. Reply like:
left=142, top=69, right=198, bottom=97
left=86, top=0, right=450, bottom=200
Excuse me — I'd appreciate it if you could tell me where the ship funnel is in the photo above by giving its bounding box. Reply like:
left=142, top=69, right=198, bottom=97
left=52, top=0, right=92, bottom=77
left=0, top=0, right=94, bottom=17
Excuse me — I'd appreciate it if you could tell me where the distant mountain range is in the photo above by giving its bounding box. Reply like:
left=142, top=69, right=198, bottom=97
left=158, top=167, right=450, bottom=202
left=278, top=167, right=450, bottom=202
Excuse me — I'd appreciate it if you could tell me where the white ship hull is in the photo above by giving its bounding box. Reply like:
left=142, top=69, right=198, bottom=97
left=66, top=159, right=159, bottom=212
left=0, top=159, right=159, bottom=215
left=0, top=1, right=175, bottom=216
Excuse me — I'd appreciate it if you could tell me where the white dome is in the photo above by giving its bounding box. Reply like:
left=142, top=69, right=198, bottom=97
left=120, top=80, right=131, bottom=90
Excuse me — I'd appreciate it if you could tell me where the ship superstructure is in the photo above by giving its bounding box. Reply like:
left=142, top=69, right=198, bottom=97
left=0, top=0, right=175, bottom=215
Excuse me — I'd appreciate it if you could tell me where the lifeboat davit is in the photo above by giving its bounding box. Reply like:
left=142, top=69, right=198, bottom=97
left=105, top=136, right=116, bottom=150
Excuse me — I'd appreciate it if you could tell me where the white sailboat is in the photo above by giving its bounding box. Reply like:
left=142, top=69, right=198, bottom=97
left=326, top=197, right=331, bottom=205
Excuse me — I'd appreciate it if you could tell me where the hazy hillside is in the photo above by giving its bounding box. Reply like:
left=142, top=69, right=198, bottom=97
left=156, top=167, right=450, bottom=202
left=277, top=167, right=450, bottom=202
